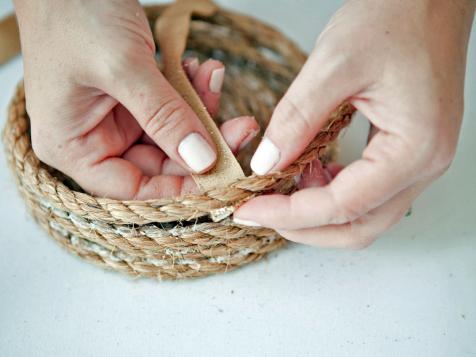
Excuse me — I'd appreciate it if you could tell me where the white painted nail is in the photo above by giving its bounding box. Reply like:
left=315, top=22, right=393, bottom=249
left=209, top=67, right=225, bottom=93
left=250, top=137, right=280, bottom=175
left=233, top=217, right=261, bottom=227
left=186, top=58, right=199, bottom=78
left=178, top=133, right=216, bottom=173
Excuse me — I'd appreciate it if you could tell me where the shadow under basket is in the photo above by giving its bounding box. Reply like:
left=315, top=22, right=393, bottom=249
left=2, top=4, right=354, bottom=280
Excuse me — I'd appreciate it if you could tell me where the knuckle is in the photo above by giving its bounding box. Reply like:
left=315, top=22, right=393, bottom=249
left=31, top=138, right=48, bottom=164
left=428, top=130, right=457, bottom=174
left=101, top=55, right=139, bottom=83
left=26, top=95, right=62, bottom=168
left=30, top=122, right=77, bottom=173
left=314, top=31, right=342, bottom=61
left=430, top=149, right=455, bottom=176
left=143, top=96, right=185, bottom=139
left=30, top=127, right=53, bottom=165
left=347, top=237, right=375, bottom=250
left=338, top=203, right=362, bottom=224
left=96, top=50, right=150, bottom=84
left=415, top=126, right=457, bottom=177
left=371, top=212, right=402, bottom=239
left=312, top=39, right=353, bottom=81
left=311, top=178, right=367, bottom=226
left=329, top=188, right=363, bottom=224
left=276, top=96, right=314, bottom=136
left=381, top=214, right=403, bottom=233
left=368, top=133, right=413, bottom=165
left=411, top=97, right=462, bottom=176
left=346, top=222, right=376, bottom=250
left=315, top=45, right=342, bottom=67
left=340, top=217, right=377, bottom=250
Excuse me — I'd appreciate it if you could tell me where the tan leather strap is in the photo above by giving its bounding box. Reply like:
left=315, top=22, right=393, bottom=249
left=155, top=0, right=245, bottom=191
left=0, top=14, right=20, bottom=65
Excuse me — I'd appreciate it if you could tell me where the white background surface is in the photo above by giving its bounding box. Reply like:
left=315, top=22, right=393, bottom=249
left=1, top=1, right=475, bottom=356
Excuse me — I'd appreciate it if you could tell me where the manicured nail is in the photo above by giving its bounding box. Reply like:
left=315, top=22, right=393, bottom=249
left=209, top=67, right=225, bottom=93
left=178, top=133, right=216, bottom=173
left=233, top=217, right=261, bottom=227
left=250, top=137, right=280, bottom=175
left=184, top=57, right=199, bottom=78
left=238, top=128, right=260, bottom=151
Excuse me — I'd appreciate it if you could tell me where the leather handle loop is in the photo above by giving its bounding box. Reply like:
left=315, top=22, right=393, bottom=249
left=155, top=0, right=245, bottom=191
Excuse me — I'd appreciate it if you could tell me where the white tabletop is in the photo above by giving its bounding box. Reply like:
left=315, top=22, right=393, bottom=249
left=1, top=1, right=475, bottom=356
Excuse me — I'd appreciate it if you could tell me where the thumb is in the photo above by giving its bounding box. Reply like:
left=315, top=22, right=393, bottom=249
left=250, top=47, right=360, bottom=175
left=106, top=62, right=217, bottom=174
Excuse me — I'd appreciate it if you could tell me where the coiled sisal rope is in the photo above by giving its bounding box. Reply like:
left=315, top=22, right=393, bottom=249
left=1, top=1, right=355, bottom=279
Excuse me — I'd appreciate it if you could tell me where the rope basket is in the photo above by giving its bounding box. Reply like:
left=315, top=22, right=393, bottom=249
left=2, top=3, right=354, bottom=280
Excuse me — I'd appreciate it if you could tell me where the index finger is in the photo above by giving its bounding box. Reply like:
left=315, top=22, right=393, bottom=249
left=234, top=130, right=423, bottom=230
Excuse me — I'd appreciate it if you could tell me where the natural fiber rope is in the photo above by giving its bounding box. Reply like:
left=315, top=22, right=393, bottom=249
left=2, top=4, right=355, bottom=280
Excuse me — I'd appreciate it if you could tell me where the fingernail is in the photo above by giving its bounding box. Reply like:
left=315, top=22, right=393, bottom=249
left=233, top=217, right=261, bottom=227
left=184, top=57, right=199, bottom=78
left=178, top=133, right=216, bottom=173
left=238, top=128, right=260, bottom=151
left=209, top=67, right=225, bottom=94
left=250, top=137, right=280, bottom=175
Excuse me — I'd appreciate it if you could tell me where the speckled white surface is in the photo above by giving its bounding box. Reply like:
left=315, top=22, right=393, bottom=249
left=1, top=1, right=475, bottom=356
